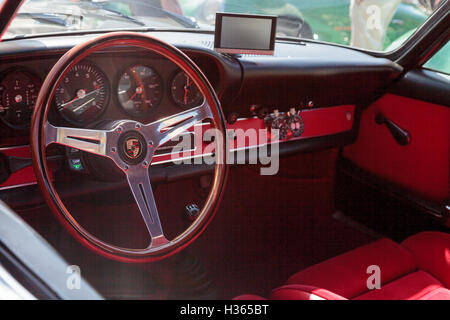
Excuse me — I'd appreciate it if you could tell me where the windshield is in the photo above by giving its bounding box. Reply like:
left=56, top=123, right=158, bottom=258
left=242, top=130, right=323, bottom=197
left=1, top=0, right=446, bottom=52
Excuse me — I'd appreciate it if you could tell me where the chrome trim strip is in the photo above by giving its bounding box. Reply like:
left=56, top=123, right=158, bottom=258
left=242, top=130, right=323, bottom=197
left=0, top=145, right=29, bottom=151
left=0, top=182, right=37, bottom=191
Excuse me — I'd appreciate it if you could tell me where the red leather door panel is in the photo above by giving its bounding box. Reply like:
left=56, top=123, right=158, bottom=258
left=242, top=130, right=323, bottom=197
left=343, top=94, right=449, bottom=201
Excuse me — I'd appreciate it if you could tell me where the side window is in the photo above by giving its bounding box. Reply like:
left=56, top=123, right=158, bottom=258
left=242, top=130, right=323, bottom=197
left=423, top=41, right=450, bottom=75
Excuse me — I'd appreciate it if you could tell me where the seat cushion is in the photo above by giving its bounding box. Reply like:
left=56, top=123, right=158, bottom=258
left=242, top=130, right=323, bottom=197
left=418, top=287, right=450, bottom=300
left=354, top=271, right=446, bottom=300
left=232, top=232, right=450, bottom=300
left=271, top=284, right=347, bottom=300
left=286, top=238, right=417, bottom=299
left=233, top=294, right=267, bottom=300
left=401, top=231, right=450, bottom=288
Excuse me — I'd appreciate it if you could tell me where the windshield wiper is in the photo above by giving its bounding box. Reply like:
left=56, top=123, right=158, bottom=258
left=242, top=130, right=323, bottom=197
left=16, top=12, right=83, bottom=27
left=81, top=1, right=146, bottom=27
left=149, top=4, right=199, bottom=29
left=93, top=0, right=199, bottom=29
left=16, top=2, right=146, bottom=29
left=33, top=0, right=147, bottom=27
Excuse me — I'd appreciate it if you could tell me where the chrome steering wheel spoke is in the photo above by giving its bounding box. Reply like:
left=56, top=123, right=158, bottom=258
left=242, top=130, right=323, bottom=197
left=125, top=167, right=169, bottom=248
left=45, top=121, right=111, bottom=156
left=144, top=99, right=212, bottom=150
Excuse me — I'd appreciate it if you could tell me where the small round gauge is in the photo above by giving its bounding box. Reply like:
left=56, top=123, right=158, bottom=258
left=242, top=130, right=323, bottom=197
left=170, top=71, right=203, bottom=108
left=117, top=65, right=163, bottom=116
left=0, top=70, right=41, bottom=129
left=54, top=62, right=109, bottom=125
left=287, top=113, right=304, bottom=137
left=270, top=111, right=289, bottom=140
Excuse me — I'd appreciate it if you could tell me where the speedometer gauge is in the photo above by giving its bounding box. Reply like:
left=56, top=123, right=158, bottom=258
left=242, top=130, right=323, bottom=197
left=0, top=69, right=41, bottom=129
left=54, top=62, right=109, bottom=125
left=117, top=65, right=163, bottom=116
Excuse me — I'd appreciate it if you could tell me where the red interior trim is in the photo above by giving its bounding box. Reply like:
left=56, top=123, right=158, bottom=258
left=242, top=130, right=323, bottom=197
left=0, top=146, right=37, bottom=189
left=2, top=104, right=354, bottom=190
left=343, top=94, right=449, bottom=201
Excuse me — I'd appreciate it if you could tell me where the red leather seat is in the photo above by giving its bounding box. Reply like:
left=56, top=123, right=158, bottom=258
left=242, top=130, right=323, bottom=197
left=235, top=232, right=450, bottom=300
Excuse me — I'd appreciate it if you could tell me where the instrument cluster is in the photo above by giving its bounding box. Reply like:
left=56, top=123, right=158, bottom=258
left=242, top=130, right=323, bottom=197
left=0, top=58, right=204, bottom=129
left=0, top=68, right=41, bottom=129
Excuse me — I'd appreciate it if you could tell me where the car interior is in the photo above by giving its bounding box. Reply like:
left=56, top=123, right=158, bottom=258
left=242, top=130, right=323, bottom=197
left=0, top=0, right=448, bottom=300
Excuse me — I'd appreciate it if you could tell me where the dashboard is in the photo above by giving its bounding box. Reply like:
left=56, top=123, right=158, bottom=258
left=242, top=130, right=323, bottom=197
left=0, top=30, right=402, bottom=193
left=0, top=48, right=223, bottom=147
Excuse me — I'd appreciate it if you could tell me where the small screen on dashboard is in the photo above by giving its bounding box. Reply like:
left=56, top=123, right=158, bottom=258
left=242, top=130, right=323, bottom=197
left=214, top=13, right=277, bottom=55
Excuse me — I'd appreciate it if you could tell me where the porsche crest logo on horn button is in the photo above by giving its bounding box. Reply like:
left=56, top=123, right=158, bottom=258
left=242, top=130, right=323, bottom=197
left=125, top=137, right=142, bottom=159
left=118, top=132, right=147, bottom=165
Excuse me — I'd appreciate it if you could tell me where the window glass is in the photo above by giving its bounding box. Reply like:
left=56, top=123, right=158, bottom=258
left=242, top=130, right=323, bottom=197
left=1, top=0, right=447, bottom=53
left=423, top=41, right=450, bottom=75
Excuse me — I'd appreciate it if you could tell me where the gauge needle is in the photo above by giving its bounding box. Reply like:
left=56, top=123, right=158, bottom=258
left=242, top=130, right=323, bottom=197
left=72, top=98, right=95, bottom=113
left=59, top=89, right=100, bottom=110
left=183, top=86, right=188, bottom=105
left=59, top=95, right=80, bottom=110
left=127, top=85, right=143, bottom=103
left=184, top=75, right=190, bottom=105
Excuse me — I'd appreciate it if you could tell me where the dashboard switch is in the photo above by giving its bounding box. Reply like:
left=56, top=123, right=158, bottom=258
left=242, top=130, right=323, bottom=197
left=257, top=107, right=269, bottom=119
left=70, top=158, right=83, bottom=171
left=249, top=105, right=258, bottom=116
left=66, top=147, right=86, bottom=173
left=227, top=112, right=239, bottom=124
left=185, top=204, right=200, bottom=220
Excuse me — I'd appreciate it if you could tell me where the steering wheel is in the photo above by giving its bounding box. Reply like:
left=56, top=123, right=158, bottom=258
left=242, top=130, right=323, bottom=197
left=30, top=32, right=228, bottom=262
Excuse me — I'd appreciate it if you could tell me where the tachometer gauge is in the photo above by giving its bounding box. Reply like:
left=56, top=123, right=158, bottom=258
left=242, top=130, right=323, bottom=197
left=0, top=70, right=41, bottom=129
left=54, top=62, right=109, bottom=125
left=117, top=65, right=163, bottom=116
left=170, top=70, right=203, bottom=108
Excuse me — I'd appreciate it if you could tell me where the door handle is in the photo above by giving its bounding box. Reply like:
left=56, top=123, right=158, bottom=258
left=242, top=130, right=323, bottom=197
left=375, top=112, right=411, bottom=146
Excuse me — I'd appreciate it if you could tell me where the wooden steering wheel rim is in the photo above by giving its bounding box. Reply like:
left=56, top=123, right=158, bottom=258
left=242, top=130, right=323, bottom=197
left=30, top=32, right=228, bottom=263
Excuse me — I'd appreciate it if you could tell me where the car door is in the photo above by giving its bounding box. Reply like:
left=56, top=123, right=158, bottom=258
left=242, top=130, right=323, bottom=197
left=336, top=39, right=449, bottom=238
